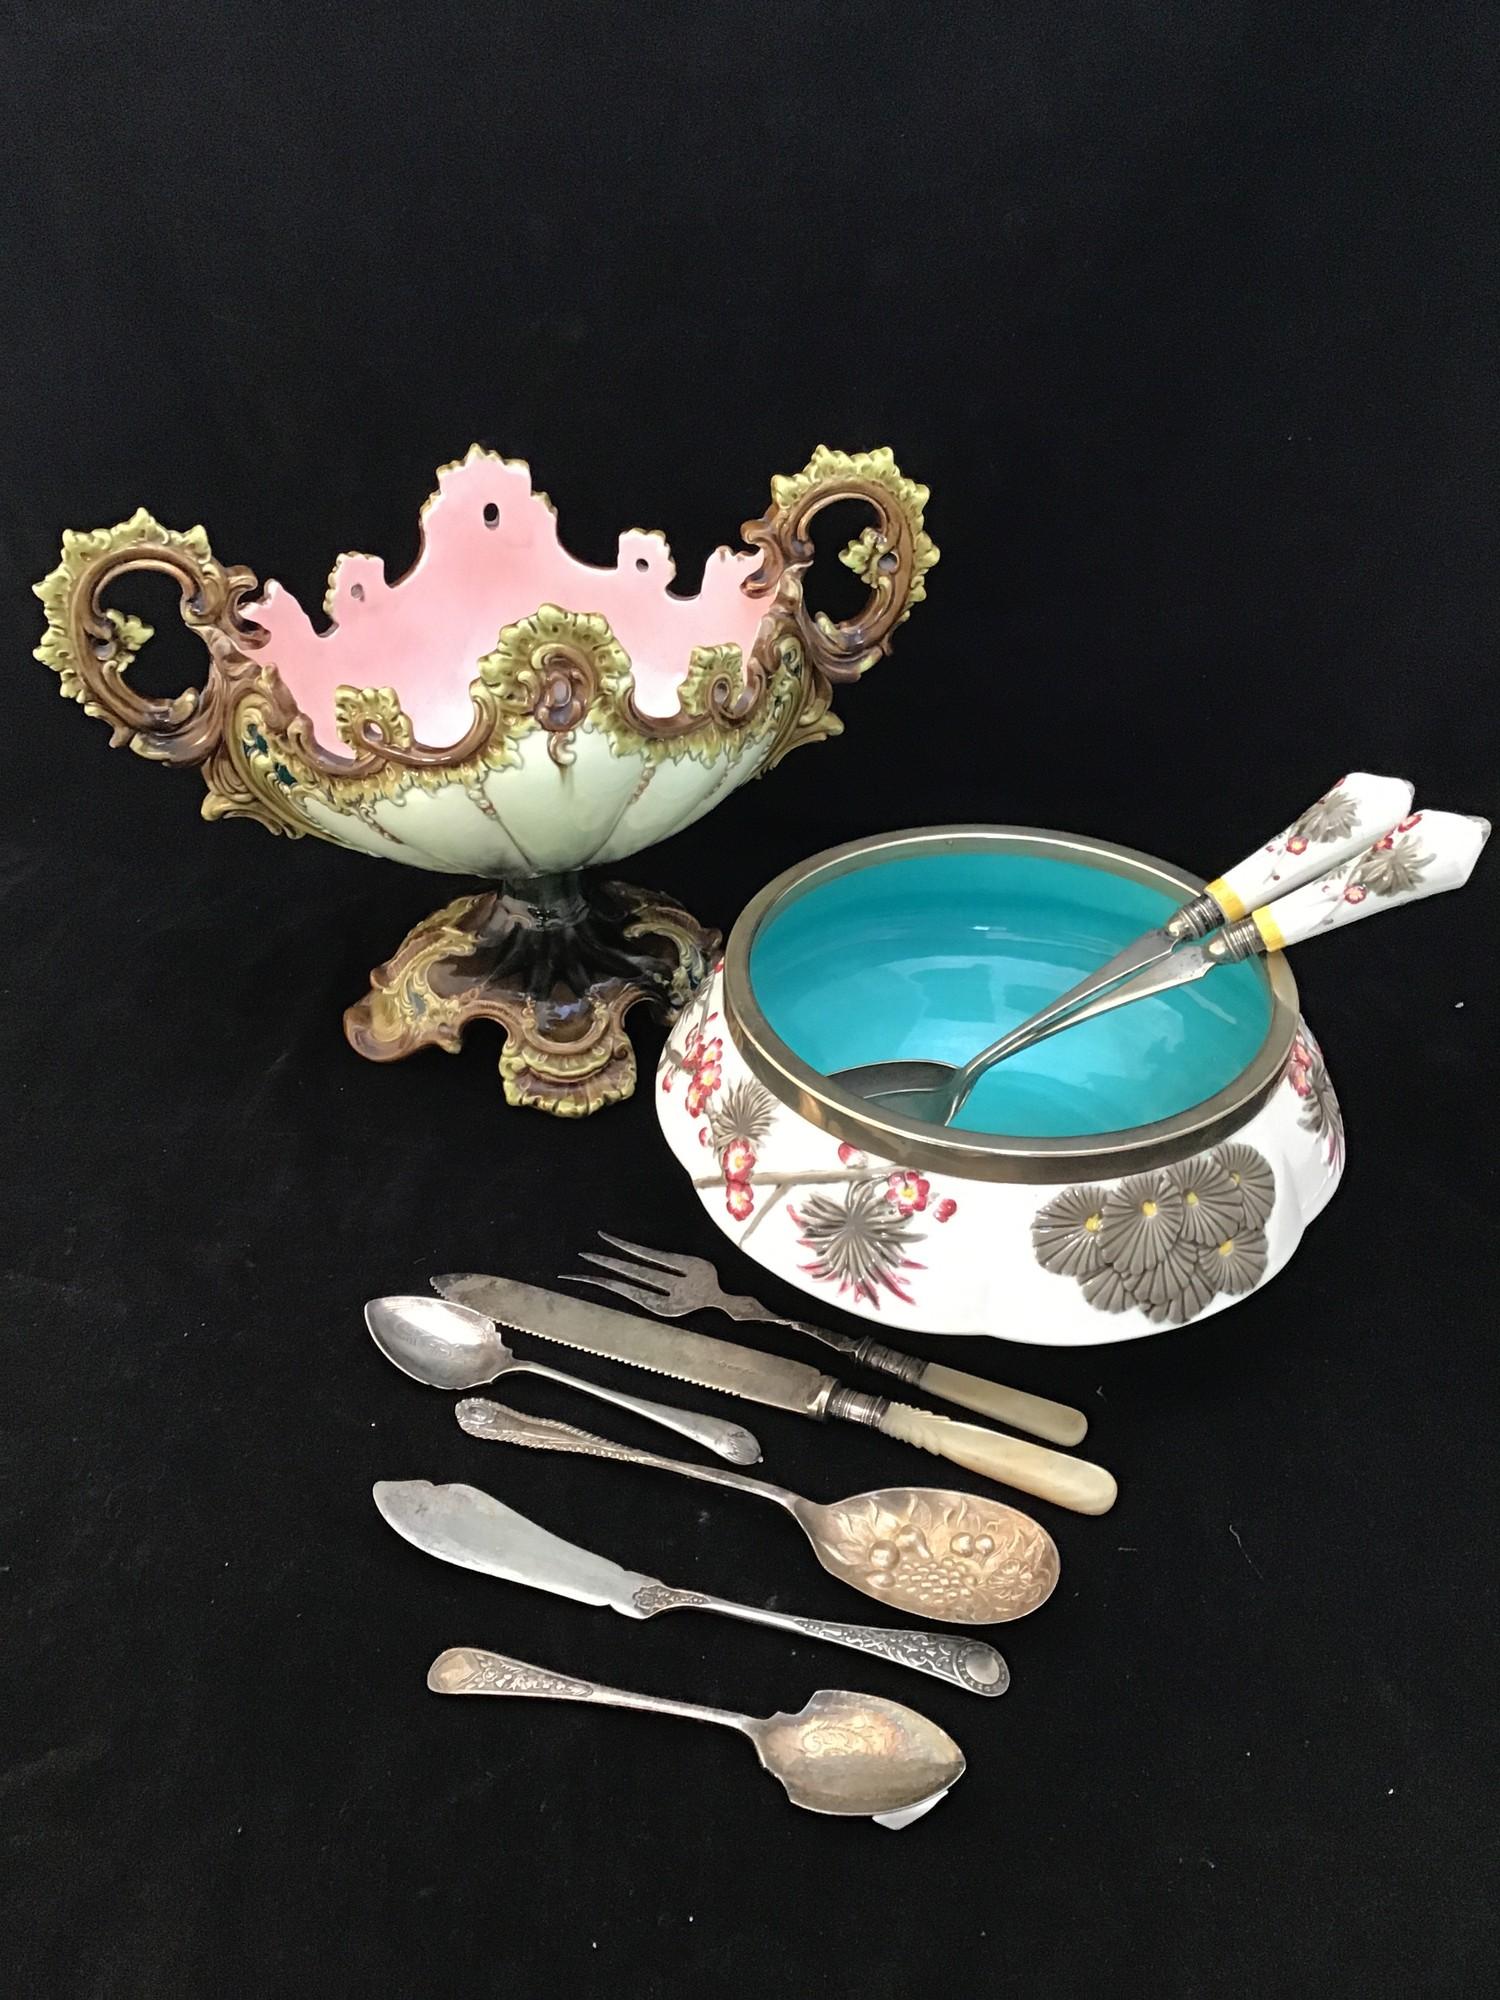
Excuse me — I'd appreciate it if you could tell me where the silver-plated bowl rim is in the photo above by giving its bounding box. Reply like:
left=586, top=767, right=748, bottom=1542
left=721, top=824, right=1301, bottom=1186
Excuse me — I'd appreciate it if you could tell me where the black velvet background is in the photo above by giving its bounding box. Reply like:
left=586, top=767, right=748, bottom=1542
left=3, top=5, right=1496, bottom=1995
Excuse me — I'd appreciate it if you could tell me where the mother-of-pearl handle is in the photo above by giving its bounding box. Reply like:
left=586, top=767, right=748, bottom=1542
left=1250, top=809, right=1491, bottom=950
left=1205, top=772, right=1415, bottom=920
left=916, top=1360, right=1088, bottom=1446
left=873, top=1403, right=1118, bottom=1514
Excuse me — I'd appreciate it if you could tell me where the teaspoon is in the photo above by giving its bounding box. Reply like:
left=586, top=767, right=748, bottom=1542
left=456, top=1397, right=1060, bottom=1626
left=365, top=1294, right=761, bottom=1465
left=428, top=1646, right=965, bottom=1826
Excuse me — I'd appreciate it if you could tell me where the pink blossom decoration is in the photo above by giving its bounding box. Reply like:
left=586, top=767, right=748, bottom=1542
left=885, top=1170, right=931, bottom=1217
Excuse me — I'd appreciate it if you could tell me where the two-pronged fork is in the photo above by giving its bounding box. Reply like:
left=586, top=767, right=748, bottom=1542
left=563, top=1232, right=1088, bottom=1447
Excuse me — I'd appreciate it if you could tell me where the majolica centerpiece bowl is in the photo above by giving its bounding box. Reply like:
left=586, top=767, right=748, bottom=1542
left=657, top=827, right=1346, bottom=1344
left=35, top=446, right=936, bottom=1114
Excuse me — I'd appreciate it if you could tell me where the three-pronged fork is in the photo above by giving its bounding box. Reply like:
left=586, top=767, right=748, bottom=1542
left=562, top=1232, right=1088, bottom=1447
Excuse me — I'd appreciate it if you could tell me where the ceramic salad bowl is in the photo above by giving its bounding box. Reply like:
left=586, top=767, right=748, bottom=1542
left=657, top=826, right=1346, bottom=1345
left=35, top=446, right=936, bottom=1114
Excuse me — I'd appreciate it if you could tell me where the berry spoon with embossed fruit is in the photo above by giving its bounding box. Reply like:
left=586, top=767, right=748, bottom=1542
left=454, top=1398, right=1061, bottom=1627
left=375, top=1479, right=1008, bottom=1695
left=427, top=1646, right=967, bottom=1827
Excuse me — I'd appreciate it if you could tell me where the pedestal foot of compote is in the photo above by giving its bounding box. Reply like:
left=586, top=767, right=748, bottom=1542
left=343, top=873, right=720, bottom=1116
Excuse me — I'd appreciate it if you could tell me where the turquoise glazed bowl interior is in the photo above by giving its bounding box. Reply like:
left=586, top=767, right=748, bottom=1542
left=747, top=849, right=1275, bottom=1139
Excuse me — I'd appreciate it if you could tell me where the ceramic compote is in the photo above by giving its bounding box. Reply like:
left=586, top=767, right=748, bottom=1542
left=35, top=447, right=936, bottom=1113
left=657, top=827, right=1347, bottom=1345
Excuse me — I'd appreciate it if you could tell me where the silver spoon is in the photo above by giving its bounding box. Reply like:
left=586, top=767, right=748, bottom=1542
left=456, top=1397, right=1061, bottom=1626
left=427, top=1645, right=966, bottom=1826
left=834, top=773, right=1415, bottom=1123
left=376, top=1478, right=1008, bottom=1695
left=838, top=794, right=1486, bottom=1126
left=365, top=1294, right=761, bottom=1465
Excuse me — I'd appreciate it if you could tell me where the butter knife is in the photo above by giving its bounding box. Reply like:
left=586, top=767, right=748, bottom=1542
left=373, top=1478, right=1008, bottom=1695
left=431, top=1273, right=1117, bottom=1514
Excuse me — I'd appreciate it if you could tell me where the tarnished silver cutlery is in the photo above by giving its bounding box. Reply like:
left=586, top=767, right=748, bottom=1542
left=375, top=1479, right=1008, bottom=1695
left=431, top=1273, right=1116, bottom=1512
left=835, top=788, right=1490, bottom=1127
left=565, top=1231, right=1088, bottom=1446
left=427, top=1644, right=967, bottom=1826
left=364, top=1292, right=761, bottom=1465
left=455, top=1398, right=1061, bottom=1626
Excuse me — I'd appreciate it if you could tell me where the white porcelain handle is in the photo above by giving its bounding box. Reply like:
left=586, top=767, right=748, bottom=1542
left=1206, top=772, right=1414, bottom=920
left=1250, top=809, right=1491, bottom=950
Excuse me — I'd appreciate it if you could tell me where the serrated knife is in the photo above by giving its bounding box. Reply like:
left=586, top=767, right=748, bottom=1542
left=373, top=1478, right=1007, bottom=1695
left=432, top=1273, right=1116, bottom=1514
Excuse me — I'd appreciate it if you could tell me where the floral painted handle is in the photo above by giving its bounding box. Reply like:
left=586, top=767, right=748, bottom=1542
left=1199, top=772, right=1415, bottom=924
left=1245, top=809, right=1491, bottom=950
left=741, top=447, right=939, bottom=683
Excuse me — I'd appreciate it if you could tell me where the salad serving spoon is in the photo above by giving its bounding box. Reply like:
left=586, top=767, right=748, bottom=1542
left=837, top=793, right=1487, bottom=1126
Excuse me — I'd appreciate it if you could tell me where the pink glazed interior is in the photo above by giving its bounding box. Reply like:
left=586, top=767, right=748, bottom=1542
left=246, top=450, right=766, bottom=748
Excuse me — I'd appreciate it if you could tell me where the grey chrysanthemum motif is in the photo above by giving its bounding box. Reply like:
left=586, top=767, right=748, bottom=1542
left=1167, top=1153, right=1244, bottom=1247
left=1289, top=785, right=1360, bottom=845
left=1031, top=1184, right=1110, bottom=1277
left=791, top=1180, right=923, bottom=1307
left=1124, top=1234, right=1223, bottom=1324
left=1210, top=1142, right=1276, bottom=1229
left=1079, top=1263, right=1140, bottom=1314
left=1285, top=1022, right=1344, bottom=1166
left=1344, top=831, right=1430, bottom=900
left=1033, top=1138, right=1278, bottom=1325
left=705, top=1077, right=777, bottom=1154
left=1198, top=1226, right=1269, bottom=1295
left=1302, top=1059, right=1344, bottom=1167
left=1099, top=1171, right=1184, bottom=1274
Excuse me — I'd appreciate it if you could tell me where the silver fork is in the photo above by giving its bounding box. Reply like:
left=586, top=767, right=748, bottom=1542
left=562, top=1233, right=1088, bottom=1448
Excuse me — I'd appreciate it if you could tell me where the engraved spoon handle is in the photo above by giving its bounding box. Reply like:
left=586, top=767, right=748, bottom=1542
left=428, top=1646, right=748, bottom=1732
left=684, top=1592, right=1009, bottom=1697
left=510, top=1359, right=761, bottom=1465
left=455, top=1397, right=803, bottom=1513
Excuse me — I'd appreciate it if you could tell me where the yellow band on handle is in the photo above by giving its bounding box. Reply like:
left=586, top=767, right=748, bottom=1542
left=1206, top=876, right=1247, bottom=921
left=1252, top=905, right=1286, bottom=953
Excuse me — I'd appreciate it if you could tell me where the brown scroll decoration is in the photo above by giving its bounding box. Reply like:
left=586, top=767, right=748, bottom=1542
left=32, top=511, right=508, bottom=836
left=345, top=878, right=719, bottom=1117
left=741, top=445, right=940, bottom=690
left=32, top=511, right=284, bottom=785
